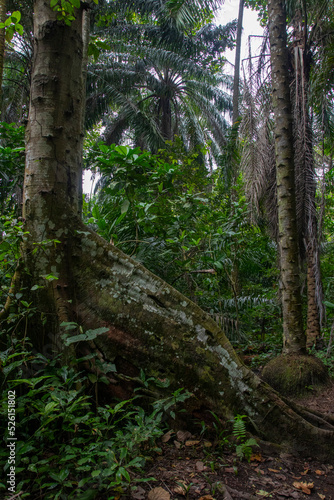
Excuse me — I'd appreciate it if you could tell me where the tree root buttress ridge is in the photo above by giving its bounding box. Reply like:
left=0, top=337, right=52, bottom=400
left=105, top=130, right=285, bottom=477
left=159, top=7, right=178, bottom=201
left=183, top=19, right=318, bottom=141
left=68, top=227, right=334, bottom=459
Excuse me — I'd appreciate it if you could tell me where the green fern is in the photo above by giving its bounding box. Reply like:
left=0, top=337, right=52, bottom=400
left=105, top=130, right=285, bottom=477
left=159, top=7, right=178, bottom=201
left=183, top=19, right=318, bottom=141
left=232, top=414, right=259, bottom=462
left=232, top=414, right=247, bottom=440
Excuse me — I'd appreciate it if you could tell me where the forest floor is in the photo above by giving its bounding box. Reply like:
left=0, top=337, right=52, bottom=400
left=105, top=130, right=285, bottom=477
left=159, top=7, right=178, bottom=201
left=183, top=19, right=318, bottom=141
left=130, top=383, right=334, bottom=500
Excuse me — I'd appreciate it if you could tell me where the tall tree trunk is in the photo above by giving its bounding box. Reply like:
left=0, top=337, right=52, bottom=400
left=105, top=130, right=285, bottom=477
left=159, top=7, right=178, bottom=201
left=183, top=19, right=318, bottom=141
left=291, top=10, right=323, bottom=347
left=267, top=0, right=305, bottom=355
left=78, top=8, right=90, bottom=216
left=22, top=0, right=85, bottom=350
left=17, top=0, right=334, bottom=460
left=232, top=0, right=244, bottom=124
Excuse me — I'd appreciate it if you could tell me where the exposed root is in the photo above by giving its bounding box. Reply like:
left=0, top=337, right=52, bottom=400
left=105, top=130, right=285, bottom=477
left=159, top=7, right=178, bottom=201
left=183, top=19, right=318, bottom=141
left=281, top=396, right=334, bottom=429
left=67, top=225, right=334, bottom=459
left=20, top=220, right=334, bottom=460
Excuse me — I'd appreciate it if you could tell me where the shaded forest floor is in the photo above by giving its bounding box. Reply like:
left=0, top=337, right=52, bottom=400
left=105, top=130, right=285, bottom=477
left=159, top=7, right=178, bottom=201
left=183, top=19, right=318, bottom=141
left=128, top=383, right=334, bottom=500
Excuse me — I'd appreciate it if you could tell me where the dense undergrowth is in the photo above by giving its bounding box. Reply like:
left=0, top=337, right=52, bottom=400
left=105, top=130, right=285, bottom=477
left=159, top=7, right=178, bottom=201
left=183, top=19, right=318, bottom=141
left=0, top=330, right=262, bottom=499
left=0, top=333, right=194, bottom=499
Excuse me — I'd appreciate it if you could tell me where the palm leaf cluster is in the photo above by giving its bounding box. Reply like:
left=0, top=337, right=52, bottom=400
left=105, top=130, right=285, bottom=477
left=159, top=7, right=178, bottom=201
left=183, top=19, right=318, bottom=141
left=1, top=0, right=33, bottom=122
left=86, top=0, right=237, bottom=162
left=240, top=0, right=334, bottom=342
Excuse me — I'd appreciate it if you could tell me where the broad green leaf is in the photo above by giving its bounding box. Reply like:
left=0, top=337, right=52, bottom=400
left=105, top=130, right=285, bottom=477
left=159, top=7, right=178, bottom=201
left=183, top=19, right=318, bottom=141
left=85, top=327, right=109, bottom=340
left=98, top=143, right=109, bottom=153
left=121, top=199, right=130, bottom=214
left=99, top=376, right=110, bottom=385
left=17, top=23, right=24, bottom=35
left=31, top=284, right=42, bottom=291
left=64, top=333, right=87, bottom=345
left=115, top=145, right=129, bottom=156
left=118, top=467, right=130, bottom=482
left=88, top=373, right=97, bottom=383
left=44, top=402, right=58, bottom=413
left=78, top=477, right=91, bottom=488
left=11, top=11, right=21, bottom=22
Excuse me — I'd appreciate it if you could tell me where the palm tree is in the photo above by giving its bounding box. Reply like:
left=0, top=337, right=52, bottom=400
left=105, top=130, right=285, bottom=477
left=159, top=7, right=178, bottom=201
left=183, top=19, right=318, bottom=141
left=267, top=0, right=305, bottom=355
left=111, top=0, right=225, bottom=32
left=0, top=0, right=33, bottom=121
left=242, top=0, right=334, bottom=348
left=246, top=0, right=329, bottom=395
left=89, top=44, right=233, bottom=151
left=86, top=0, right=236, bottom=163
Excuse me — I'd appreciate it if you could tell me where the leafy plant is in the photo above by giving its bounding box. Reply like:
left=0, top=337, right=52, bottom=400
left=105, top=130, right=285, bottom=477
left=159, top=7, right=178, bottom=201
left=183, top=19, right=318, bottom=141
left=208, top=411, right=229, bottom=450
left=0, top=343, right=191, bottom=499
left=84, top=141, right=279, bottom=342
left=0, top=122, right=25, bottom=215
left=60, top=321, right=110, bottom=346
left=0, top=11, right=23, bottom=41
left=50, top=0, right=98, bottom=25
left=231, top=414, right=259, bottom=462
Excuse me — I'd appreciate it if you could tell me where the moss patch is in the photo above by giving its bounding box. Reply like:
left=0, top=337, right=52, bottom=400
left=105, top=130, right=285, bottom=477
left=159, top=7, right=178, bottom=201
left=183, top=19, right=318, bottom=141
left=261, top=354, right=329, bottom=396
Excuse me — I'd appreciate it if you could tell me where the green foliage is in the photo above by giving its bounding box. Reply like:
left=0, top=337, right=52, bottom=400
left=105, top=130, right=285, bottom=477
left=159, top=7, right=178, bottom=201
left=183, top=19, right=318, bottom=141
left=0, top=122, right=25, bottom=215
left=0, top=11, right=23, bottom=41
left=0, top=341, right=190, bottom=498
left=243, top=0, right=268, bottom=26
left=231, top=414, right=259, bottom=462
left=60, top=321, right=110, bottom=346
left=86, top=0, right=235, bottom=157
left=208, top=411, right=229, bottom=449
left=50, top=0, right=98, bottom=25
left=84, top=140, right=279, bottom=341
left=310, top=346, right=334, bottom=377
left=198, top=412, right=259, bottom=462
left=0, top=216, right=28, bottom=312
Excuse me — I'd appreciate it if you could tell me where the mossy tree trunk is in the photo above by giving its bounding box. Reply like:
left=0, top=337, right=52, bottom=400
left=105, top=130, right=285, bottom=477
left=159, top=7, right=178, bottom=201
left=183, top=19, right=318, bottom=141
left=22, top=0, right=85, bottom=351
left=267, top=0, right=305, bottom=355
left=18, top=0, right=334, bottom=460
